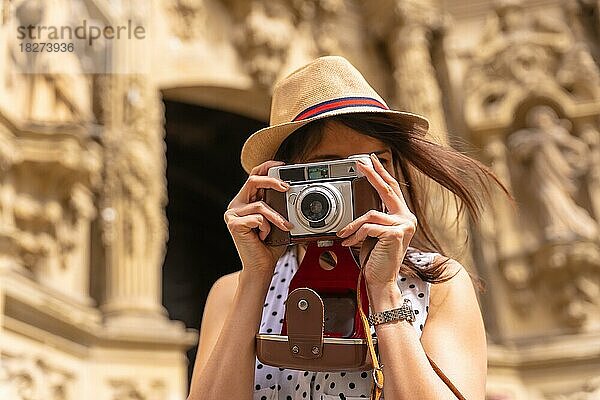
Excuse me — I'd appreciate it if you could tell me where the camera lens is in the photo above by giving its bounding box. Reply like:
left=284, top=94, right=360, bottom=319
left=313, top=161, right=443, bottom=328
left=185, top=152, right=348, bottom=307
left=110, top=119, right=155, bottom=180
left=300, top=191, right=331, bottom=222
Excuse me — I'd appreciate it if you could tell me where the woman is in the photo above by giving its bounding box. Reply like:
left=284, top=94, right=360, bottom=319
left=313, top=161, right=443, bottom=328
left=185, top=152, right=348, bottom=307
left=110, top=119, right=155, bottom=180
left=187, top=56, right=508, bottom=400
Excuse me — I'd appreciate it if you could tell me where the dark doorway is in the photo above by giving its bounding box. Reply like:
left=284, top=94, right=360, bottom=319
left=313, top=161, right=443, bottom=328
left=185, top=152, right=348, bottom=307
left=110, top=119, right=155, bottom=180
left=162, top=100, right=267, bottom=384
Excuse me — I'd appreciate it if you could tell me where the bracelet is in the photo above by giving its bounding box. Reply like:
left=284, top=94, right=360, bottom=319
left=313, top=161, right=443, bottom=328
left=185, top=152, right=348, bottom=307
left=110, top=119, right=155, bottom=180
left=368, top=298, right=416, bottom=326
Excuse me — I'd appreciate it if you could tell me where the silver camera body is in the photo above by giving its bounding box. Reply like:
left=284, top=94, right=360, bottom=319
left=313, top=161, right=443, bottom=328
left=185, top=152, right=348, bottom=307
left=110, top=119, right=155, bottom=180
left=267, top=154, right=373, bottom=237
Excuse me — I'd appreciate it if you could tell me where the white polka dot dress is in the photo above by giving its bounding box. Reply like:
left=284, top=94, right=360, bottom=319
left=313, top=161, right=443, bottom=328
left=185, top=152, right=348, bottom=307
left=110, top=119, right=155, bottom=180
left=254, top=246, right=438, bottom=400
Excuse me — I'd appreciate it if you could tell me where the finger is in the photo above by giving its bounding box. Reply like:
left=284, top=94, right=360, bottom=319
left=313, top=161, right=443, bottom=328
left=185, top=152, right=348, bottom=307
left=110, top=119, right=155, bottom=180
left=341, top=223, right=387, bottom=246
left=368, top=154, right=413, bottom=215
left=356, top=160, right=403, bottom=214
left=342, top=222, right=416, bottom=247
left=226, top=214, right=270, bottom=239
left=232, top=201, right=293, bottom=232
left=230, top=176, right=289, bottom=207
left=370, top=154, right=402, bottom=198
left=250, top=160, right=285, bottom=176
left=337, top=210, right=399, bottom=238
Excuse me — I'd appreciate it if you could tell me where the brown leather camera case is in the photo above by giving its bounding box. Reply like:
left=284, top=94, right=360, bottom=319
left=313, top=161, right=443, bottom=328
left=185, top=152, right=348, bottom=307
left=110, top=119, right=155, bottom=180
left=256, top=287, right=377, bottom=371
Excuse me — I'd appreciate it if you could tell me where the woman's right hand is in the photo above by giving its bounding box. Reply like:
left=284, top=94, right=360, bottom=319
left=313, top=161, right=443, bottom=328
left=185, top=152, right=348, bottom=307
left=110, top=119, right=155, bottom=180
left=224, top=160, right=293, bottom=275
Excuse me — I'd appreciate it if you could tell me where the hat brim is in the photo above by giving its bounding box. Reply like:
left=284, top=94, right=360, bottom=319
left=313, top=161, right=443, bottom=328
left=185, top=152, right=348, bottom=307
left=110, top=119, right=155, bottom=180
left=240, top=107, right=429, bottom=173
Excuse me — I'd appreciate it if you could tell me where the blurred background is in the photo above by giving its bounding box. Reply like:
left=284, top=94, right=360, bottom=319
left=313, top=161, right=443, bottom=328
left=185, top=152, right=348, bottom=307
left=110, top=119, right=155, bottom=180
left=0, top=0, right=599, bottom=399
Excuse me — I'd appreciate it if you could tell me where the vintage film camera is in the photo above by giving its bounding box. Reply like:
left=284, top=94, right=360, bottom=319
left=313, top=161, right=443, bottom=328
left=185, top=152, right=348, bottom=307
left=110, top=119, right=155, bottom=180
left=257, top=155, right=383, bottom=371
left=264, top=154, right=382, bottom=246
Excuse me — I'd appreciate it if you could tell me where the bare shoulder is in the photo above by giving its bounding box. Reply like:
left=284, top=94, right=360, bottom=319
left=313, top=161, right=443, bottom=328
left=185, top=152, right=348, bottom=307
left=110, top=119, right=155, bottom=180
left=428, top=256, right=480, bottom=316
left=207, top=270, right=241, bottom=306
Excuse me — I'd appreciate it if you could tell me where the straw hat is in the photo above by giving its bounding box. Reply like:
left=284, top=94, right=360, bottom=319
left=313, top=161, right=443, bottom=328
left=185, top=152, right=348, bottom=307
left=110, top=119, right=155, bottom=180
left=240, top=55, right=429, bottom=173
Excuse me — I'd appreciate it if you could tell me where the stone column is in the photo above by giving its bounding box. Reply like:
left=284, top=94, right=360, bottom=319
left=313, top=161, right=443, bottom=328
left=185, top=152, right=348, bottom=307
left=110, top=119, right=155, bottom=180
left=387, top=0, right=448, bottom=140
left=482, top=136, right=533, bottom=309
left=97, top=3, right=169, bottom=323
left=98, top=72, right=169, bottom=325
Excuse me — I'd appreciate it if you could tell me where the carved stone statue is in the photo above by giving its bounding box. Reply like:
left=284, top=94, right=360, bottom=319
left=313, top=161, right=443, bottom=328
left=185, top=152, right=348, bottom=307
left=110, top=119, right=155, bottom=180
left=7, top=0, right=92, bottom=124
left=507, top=106, right=598, bottom=243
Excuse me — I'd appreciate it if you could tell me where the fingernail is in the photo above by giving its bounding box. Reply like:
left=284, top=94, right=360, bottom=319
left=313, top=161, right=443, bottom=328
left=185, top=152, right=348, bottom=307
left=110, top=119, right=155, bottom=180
left=281, top=181, right=290, bottom=189
left=336, top=229, right=344, bottom=237
left=370, top=153, right=379, bottom=162
left=341, top=239, right=350, bottom=247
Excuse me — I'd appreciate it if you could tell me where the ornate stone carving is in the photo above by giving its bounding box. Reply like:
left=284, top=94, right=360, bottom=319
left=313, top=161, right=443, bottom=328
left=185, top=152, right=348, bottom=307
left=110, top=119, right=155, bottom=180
left=293, top=0, right=346, bottom=55
left=165, top=0, right=206, bottom=41
left=0, top=351, right=74, bottom=400
left=385, top=0, right=449, bottom=135
left=0, top=118, right=101, bottom=299
left=547, top=376, right=600, bottom=399
left=557, top=43, right=600, bottom=100
left=233, top=0, right=296, bottom=87
left=108, top=378, right=166, bottom=400
left=464, top=0, right=600, bottom=130
left=532, top=241, right=600, bottom=330
left=580, top=121, right=600, bottom=220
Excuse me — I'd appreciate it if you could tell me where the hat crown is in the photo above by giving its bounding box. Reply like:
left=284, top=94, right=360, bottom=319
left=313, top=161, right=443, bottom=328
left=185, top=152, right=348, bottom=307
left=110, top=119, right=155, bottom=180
left=269, top=56, right=388, bottom=126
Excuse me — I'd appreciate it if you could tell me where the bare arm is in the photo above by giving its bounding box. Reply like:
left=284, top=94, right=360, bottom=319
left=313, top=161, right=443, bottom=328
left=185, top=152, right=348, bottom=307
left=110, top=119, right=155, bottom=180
left=188, top=160, right=291, bottom=399
left=188, top=269, right=273, bottom=400
left=371, top=259, right=487, bottom=400
left=341, top=154, right=486, bottom=398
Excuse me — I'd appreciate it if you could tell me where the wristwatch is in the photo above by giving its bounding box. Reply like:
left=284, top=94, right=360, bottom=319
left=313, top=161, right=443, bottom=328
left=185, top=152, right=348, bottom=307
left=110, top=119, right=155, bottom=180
left=368, top=298, right=416, bottom=326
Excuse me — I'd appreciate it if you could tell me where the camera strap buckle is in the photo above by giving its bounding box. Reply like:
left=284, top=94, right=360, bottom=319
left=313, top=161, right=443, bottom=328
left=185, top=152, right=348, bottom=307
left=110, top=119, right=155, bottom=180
left=285, top=287, right=324, bottom=359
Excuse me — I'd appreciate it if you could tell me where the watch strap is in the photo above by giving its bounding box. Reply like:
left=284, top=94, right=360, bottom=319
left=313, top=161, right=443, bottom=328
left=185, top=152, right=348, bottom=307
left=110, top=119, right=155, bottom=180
left=367, top=298, right=416, bottom=326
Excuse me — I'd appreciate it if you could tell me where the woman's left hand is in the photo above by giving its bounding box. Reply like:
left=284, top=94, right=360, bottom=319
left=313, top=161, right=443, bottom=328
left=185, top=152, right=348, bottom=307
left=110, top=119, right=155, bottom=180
left=336, top=153, right=417, bottom=291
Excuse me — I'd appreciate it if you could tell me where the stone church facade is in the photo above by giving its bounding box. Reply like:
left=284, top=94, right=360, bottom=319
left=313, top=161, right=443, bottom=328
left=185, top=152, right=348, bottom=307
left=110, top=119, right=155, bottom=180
left=0, top=0, right=599, bottom=399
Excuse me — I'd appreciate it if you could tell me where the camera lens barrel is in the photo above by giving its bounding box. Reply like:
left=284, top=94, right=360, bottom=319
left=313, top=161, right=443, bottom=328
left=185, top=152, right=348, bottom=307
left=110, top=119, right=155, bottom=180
left=295, top=184, right=343, bottom=232
left=300, top=191, right=330, bottom=223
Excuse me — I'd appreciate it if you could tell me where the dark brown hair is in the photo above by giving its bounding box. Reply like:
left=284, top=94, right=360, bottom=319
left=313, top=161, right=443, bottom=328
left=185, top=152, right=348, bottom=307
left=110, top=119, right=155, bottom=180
left=274, top=113, right=512, bottom=289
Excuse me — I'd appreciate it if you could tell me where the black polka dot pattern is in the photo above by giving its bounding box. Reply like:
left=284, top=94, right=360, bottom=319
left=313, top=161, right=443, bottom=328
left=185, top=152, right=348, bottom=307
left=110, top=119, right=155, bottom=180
left=254, top=246, right=435, bottom=399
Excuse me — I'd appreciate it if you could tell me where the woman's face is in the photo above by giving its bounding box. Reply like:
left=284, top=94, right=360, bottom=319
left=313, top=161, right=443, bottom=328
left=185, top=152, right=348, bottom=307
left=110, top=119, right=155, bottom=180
left=302, top=120, right=396, bottom=178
